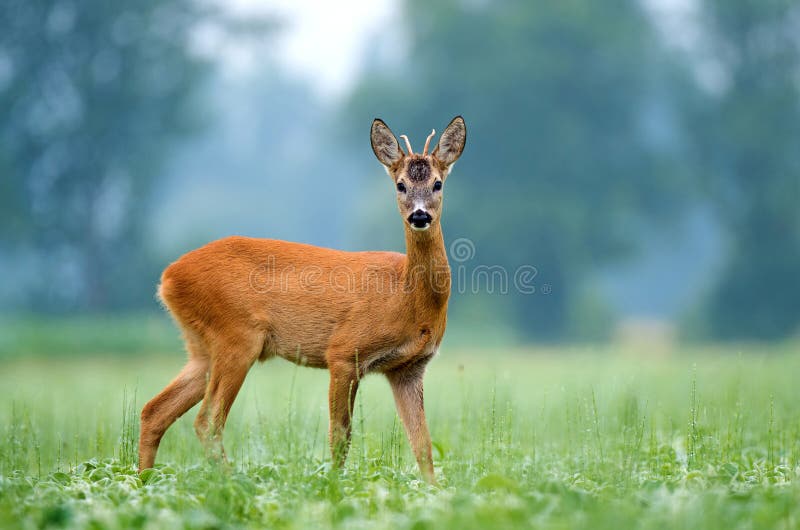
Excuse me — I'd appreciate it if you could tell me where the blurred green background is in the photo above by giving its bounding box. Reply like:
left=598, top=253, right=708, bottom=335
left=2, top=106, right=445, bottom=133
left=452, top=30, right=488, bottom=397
left=1, top=0, right=799, bottom=354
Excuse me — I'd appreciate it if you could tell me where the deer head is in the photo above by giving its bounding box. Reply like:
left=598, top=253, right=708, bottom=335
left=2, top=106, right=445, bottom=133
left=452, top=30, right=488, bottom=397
left=371, top=116, right=467, bottom=232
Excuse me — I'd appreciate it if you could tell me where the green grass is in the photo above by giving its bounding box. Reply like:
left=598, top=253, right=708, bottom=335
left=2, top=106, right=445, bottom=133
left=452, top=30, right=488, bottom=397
left=1, top=344, right=799, bottom=529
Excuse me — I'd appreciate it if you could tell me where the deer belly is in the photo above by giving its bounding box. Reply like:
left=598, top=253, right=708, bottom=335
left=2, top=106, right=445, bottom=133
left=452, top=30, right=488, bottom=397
left=261, top=327, right=329, bottom=369
left=362, top=338, right=439, bottom=374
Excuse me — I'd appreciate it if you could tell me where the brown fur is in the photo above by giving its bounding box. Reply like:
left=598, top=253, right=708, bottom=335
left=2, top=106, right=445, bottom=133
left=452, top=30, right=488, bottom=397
left=139, top=117, right=466, bottom=483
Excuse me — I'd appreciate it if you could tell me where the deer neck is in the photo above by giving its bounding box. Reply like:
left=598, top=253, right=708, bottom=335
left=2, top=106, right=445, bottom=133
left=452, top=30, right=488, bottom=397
left=403, top=223, right=450, bottom=308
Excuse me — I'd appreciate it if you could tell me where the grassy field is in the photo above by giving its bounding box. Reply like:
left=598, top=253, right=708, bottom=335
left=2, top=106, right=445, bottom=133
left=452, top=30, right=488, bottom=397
left=1, top=343, right=799, bottom=529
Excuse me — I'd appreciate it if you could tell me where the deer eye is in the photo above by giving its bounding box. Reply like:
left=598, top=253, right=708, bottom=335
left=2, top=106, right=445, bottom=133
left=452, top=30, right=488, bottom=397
left=433, top=180, right=442, bottom=191
left=396, top=182, right=406, bottom=193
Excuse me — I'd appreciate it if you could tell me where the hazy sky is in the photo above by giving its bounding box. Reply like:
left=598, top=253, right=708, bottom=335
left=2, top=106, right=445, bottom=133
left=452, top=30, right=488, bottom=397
left=220, top=0, right=397, bottom=99
left=212, top=0, right=700, bottom=100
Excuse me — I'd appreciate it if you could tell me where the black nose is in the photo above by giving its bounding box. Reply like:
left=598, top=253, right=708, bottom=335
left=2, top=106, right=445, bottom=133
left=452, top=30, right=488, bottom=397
left=408, top=209, right=433, bottom=228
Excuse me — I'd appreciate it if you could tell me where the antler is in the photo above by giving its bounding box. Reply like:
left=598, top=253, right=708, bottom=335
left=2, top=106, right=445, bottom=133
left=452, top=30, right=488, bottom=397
left=422, top=129, right=436, bottom=156
left=399, top=134, right=414, bottom=155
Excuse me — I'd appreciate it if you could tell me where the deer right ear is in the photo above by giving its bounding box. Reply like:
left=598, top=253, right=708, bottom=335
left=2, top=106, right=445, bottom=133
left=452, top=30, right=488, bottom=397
left=432, top=116, right=466, bottom=170
left=371, top=119, right=404, bottom=168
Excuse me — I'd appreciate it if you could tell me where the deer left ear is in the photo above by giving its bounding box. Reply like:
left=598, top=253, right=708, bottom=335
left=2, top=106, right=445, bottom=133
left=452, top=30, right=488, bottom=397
left=371, top=118, right=404, bottom=168
left=432, top=116, right=466, bottom=170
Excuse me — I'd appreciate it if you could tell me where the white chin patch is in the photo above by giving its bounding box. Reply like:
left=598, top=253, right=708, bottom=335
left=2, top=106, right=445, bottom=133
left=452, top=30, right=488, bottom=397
left=410, top=223, right=431, bottom=232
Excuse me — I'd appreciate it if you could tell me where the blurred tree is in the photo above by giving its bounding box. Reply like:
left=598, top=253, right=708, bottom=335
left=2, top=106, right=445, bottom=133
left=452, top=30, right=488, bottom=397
left=344, top=0, right=690, bottom=340
left=0, top=1, right=272, bottom=311
left=689, top=0, right=800, bottom=339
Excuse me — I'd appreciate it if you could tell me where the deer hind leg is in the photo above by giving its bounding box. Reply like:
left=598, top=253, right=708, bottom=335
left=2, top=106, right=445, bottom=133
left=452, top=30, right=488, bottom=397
left=139, top=335, right=210, bottom=471
left=194, top=330, right=261, bottom=462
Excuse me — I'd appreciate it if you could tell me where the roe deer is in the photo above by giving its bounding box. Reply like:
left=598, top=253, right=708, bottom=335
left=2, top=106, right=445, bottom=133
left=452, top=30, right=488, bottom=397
left=138, top=116, right=467, bottom=482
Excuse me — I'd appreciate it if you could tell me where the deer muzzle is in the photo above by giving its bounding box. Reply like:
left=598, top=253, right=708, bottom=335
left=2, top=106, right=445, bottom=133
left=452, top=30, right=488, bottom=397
left=408, top=209, right=433, bottom=231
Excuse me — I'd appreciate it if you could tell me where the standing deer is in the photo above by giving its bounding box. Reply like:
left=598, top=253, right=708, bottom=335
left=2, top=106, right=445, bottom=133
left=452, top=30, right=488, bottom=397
left=138, top=116, right=467, bottom=482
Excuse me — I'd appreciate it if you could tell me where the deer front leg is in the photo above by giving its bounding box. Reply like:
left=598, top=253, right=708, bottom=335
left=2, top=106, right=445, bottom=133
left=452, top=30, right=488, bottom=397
left=328, top=361, right=360, bottom=468
left=387, top=360, right=435, bottom=484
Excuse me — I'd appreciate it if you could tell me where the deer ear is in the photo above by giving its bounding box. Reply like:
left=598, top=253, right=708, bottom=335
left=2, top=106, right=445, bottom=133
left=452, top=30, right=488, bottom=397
left=432, top=116, right=466, bottom=168
left=371, top=119, right=404, bottom=168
